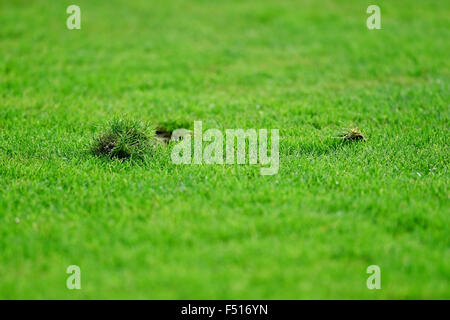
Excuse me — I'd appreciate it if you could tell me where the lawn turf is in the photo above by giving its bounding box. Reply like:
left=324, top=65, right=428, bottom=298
left=0, top=0, right=449, bottom=299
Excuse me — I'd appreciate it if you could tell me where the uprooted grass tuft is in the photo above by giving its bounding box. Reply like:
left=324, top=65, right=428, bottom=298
left=339, top=127, right=366, bottom=142
left=91, top=118, right=154, bottom=160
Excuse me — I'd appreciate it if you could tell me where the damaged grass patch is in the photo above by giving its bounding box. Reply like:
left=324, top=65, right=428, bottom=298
left=155, top=119, right=192, bottom=144
left=91, top=118, right=154, bottom=160
left=154, top=126, right=173, bottom=144
left=339, top=127, right=366, bottom=142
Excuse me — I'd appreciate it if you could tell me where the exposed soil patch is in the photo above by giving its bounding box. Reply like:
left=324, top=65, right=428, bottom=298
left=155, top=120, right=192, bottom=144
left=155, top=127, right=173, bottom=144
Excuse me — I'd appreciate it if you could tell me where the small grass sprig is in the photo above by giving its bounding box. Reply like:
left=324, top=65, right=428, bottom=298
left=339, top=127, right=366, bottom=142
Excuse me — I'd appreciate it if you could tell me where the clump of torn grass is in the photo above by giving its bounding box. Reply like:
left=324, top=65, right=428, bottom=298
left=91, top=118, right=154, bottom=160
left=339, top=127, right=366, bottom=142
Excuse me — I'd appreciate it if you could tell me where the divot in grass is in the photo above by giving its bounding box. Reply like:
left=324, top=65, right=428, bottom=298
left=155, top=126, right=191, bottom=145
left=155, top=119, right=192, bottom=145
left=154, top=126, right=173, bottom=144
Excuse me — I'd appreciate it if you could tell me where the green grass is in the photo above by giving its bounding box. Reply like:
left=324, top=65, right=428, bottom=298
left=0, top=0, right=449, bottom=299
left=91, top=118, right=154, bottom=160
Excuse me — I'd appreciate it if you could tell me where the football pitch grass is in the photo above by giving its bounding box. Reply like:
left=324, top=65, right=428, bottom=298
left=0, top=0, right=448, bottom=299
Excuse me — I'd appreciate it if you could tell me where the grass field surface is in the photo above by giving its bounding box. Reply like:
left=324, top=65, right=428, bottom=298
left=0, top=0, right=449, bottom=299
